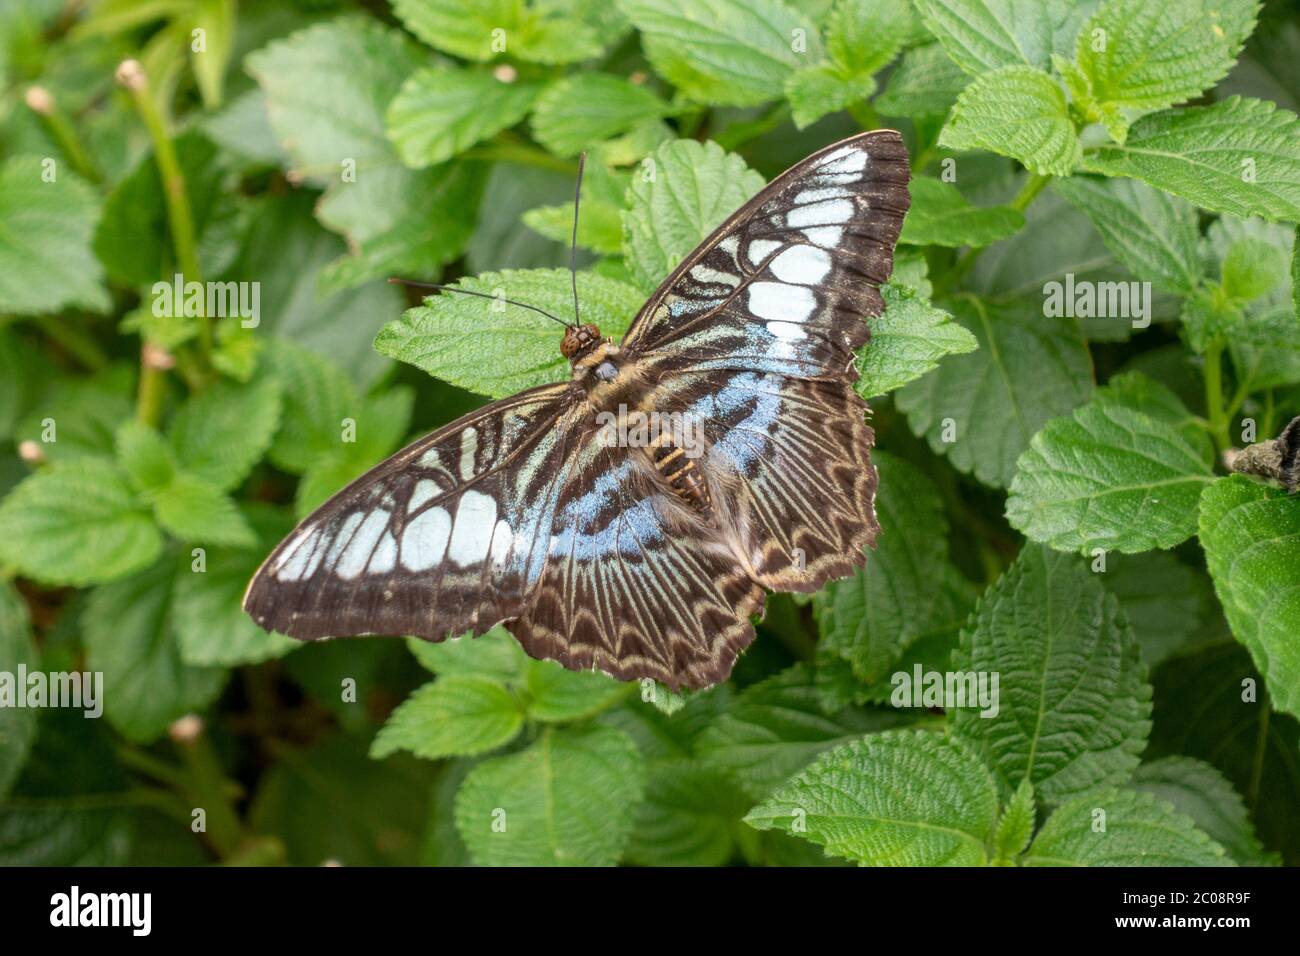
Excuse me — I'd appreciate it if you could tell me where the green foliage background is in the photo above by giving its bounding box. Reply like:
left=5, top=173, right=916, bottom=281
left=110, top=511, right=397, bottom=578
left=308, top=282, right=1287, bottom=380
left=0, top=0, right=1298, bottom=867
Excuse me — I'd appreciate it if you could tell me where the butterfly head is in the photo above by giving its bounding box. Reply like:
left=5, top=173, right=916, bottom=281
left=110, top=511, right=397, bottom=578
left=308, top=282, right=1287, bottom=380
left=561, top=322, right=602, bottom=362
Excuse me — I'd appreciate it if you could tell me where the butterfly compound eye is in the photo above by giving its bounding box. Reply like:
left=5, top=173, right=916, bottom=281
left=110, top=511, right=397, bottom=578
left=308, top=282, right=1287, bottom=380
left=561, top=323, right=601, bottom=359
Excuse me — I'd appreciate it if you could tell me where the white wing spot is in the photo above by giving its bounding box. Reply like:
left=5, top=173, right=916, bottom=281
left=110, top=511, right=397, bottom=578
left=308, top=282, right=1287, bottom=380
left=409, top=478, right=439, bottom=513
left=690, top=264, right=738, bottom=287
left=369, top=530, right=398, bottom=574
left=448, top=490, right=497, bottom=567
left=787, top=199, right=853, bottom=229
left=401, top=506, right=451, bottom=571
left=337, top=509, right=390, bottom=580
left=795, top=187, right=852, bottom=204
left=489, top=519, right=514, bottom=565
left=802, top=226, right=843, bottom=248
left=747, top=239, right=781, bottom=266
left=459, top=427, right=478, bottom=480
left=770, top=245, right=831, bottom=284
left=324, top=513, right=364, bottom=571
left=276, top=528, right=321, bottom=581
left=748, top=282, right=816, bottom=323
left=821, top=146, right=867, bottom=174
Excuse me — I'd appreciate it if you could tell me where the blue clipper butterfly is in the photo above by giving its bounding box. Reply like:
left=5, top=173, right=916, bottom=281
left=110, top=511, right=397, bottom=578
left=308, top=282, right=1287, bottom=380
left=244, top=131, right=911, bottom=690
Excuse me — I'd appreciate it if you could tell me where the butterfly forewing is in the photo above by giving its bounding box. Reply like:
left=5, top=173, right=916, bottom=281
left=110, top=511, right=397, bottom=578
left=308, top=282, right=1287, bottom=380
left=244, top=383, right=577, bottom=641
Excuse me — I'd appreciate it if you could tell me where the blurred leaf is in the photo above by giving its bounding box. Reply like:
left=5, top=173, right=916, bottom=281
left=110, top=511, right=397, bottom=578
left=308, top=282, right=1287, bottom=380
left=1024, top=788, right=1231, bottom=866
left=1099, top=551, right=1214, bottom=668
left=876, top=42, right=969, bottom=117
left=392, top=0, right=608, bottom=64
left=622, top=138, right=765, bottom=292
left=531, top=74, right=671, bottom=157
left=0, top=460, right=161, bottom=587
left=387, top=68, right=542, bottom=168
left=150, top=473, right=256, bottom=547
left=249, top=732, right=437, bottom=866
left=620, top=0, right=820, bottom=107
left=1133, top=757, right=1275, bottom=866
left=745, top=730, right=999, bottom=865
left=953, top=546, right=1152, bottom=804
left=454, top=724, right=646, bottom=865
left=522, top=660, right=629, bottom=722
left=83, top=558, right=227, bottom=743
left=625, top=759, right=749, bottom=866
left=0, top=156, right=108, bottom=314
left=695, top=663, right=913, bottom=800
left=168, top=374, right=283, bottom=492
left=0, top=583, right=38, bottom=797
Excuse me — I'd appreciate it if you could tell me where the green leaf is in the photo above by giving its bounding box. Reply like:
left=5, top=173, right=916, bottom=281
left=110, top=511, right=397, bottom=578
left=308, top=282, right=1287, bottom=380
left=167, top=374, right=283, bottom=492
left=249, top=733, right=436, bottom=865
left=0, top=156, right=108, bottom=314
left=814, top=454, right=954, bottom=684
left=1052, top=176, right=1201, bottom=295
left=1222, top=237, right=1286, bottom=302
left=619, top=0, right=820, bottom=107
left=695, top=664, right=913, bottom=800
left=900, top=177, right=1025, bottom=248
left=913, top=0, right=1075, bottom=74
left=1024, top=788, right=1231, bottom=866
left=744, top=730, right=999, bottom=866
left=857, top=285, right=979, bottom=398
left=523, top=660, right=629, bottom=723
left=1094, top=370, right=1214, bottom=462
left=375, top=269, right=643, bottom=398
left=531, top=74, right=672, bottom=157
left=454, top=725, right=646, bottom=866
left=387, top=68, right=542, bottom=168
left=939, top=66, right=1081, bottom=177
left=1082, top=97, right=1300, bottom=222
left=624, top=759, right=749, bottom=866
left=825, top=0, right=916, bottom=75
left=172, top=509, right=299, bottom=666
left=371, top=677, right=525, bottom=760
left=392, top=0, right=608, bottom=64
left=151, top=473, right=256, bottom=547
left=83, top=559, right=227, bottom=744
left=993, top=780, right=1036, bottom=863
left=1074, top=0, right=1257, bottom=128
left=190, top=0, right=236, bottom=108
left=1007, top=401, right=1215, bottom=555
left=1198, top=475, right=1300, bottom=721
left=953, top=546, right=1152, bottom=803
left=1133, top=757, right=1275, bottom=866
left=622, top=138, right=766, bottom=292
left=264, top=343, right=358, bottom=474
left=0, top=584, right=38, bottom=797
left=876, top=42, right=970, bottom=117
left=407, top=628, right=528, bottom=682
left=0, top=460, right=161, bottom=587
left=94, top=132, right=240, bottom=287
left=115, top=420, right=177, bottom=494
left=1100, top=551, right=1214, bottom=668
left=897, top=298, right=1094, bottom=488
left=785, top=62, right=875, bottom=129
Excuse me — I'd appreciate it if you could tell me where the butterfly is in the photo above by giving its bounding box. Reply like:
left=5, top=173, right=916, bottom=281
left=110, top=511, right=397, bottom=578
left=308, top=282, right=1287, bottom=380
left=244, top=130, right=911, bottom=690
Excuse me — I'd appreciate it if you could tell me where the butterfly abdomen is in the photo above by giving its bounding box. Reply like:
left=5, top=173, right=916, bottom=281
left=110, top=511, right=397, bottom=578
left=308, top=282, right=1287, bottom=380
left=648, top=439, right=712, bottom=514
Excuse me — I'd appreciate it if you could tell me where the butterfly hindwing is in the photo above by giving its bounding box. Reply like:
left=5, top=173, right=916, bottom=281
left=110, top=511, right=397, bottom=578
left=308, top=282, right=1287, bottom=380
left=243, top=384, right=577, bottom=641
left=506, top=438, right=765, bottom=690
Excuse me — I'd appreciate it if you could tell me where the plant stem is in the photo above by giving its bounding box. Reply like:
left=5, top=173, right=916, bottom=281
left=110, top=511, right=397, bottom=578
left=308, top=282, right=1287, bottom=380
left=24, top=85, right=100, bottom=183
left=33, top=313, right=108, bottom=370
left=173, top=728, right=246, bottom=860
left=935, top=173, right=1050, bottom=297
left=137, top=346, right=166, bottom=426
left=117, top=60, right=210, bottom=359
left=1203, top=338, right=1230, bottom=454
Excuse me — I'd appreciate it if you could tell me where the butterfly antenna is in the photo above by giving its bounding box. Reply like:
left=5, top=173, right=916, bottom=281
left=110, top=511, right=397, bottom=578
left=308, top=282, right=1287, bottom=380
left=386, top=278, right=573, bottom=329
left=570, top=151, right=586, bottom=327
